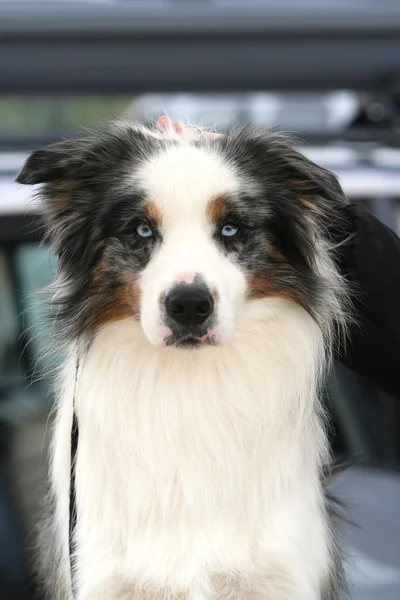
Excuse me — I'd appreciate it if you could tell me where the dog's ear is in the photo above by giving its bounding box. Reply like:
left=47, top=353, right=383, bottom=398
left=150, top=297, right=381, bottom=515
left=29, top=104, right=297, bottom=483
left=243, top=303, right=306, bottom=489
left=16, top=138, right=87, bottom=185
left=16, top=124, right=156, bottom=267
left=15, top=136, right=98, bottom=265
left=283, top=148, right=352, bottom=254
left=286, top=151, right=347, bottom=210
left=225, top=125, right=347, bottom=208
left=16, top=123, right=152, bottom=186
left=226, top=126, right=350, bottom=274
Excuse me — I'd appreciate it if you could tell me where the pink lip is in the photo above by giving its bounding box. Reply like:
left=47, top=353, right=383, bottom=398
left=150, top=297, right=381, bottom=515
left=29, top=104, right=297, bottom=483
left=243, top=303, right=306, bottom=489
left=157, top=326, right=173, bottom=347
left=199, top=329, right=217, bottom=342
left=158, top=328, right=218, bottom=347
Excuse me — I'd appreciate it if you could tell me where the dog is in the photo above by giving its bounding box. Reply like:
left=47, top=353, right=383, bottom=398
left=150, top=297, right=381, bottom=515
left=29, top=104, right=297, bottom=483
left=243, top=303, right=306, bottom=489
left=17, top=122, right=351, bottom=600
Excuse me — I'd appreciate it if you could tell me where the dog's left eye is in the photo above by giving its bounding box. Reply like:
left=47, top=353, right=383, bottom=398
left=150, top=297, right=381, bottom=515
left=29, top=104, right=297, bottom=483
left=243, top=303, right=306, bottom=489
left=136, top=224, right=153, bottom=238
left=221, top=224, right=239, bottom=237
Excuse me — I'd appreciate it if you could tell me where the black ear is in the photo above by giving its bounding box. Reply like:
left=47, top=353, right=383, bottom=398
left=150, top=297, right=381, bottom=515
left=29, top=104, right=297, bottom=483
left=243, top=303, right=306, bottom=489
left=16, top=139, right=84, bottom=185
left=289, top=152, right=346, bottom=206
left=16, top=124, right=154, bottom=186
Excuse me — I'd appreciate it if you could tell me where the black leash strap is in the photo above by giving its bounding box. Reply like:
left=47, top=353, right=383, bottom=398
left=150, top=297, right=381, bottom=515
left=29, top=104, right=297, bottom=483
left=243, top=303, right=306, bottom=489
left=69, top=357, right=80, bottom=596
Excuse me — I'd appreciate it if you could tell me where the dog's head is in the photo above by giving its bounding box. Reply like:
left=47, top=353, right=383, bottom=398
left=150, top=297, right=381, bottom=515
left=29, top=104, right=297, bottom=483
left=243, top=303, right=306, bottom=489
left=17, top=123, right=349, bottom=349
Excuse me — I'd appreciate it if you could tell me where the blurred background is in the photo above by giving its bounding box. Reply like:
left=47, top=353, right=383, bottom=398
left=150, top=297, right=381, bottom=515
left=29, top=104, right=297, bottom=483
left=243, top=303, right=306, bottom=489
left=1, top=1, right=400, bottom=599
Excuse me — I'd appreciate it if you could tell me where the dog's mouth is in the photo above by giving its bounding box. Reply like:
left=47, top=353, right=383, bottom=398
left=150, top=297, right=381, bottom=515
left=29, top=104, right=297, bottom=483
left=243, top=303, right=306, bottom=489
left=165, top=329, right=218, bottom=348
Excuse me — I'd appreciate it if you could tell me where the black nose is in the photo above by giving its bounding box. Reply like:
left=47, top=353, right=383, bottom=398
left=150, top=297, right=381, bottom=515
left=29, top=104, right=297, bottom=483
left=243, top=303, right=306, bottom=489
left=165, top=286, right=214, bottom=326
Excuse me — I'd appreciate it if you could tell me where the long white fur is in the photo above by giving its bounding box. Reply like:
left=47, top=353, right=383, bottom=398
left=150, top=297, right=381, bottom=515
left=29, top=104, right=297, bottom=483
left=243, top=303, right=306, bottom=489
left=48, top=132, right=340, bottom=600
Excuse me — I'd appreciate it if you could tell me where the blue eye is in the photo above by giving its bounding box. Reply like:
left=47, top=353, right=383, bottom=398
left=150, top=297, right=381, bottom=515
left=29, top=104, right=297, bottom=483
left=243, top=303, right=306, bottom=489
left=136, top=224, right=153, bottom=238
left=221, top=224, right=239, bottom=237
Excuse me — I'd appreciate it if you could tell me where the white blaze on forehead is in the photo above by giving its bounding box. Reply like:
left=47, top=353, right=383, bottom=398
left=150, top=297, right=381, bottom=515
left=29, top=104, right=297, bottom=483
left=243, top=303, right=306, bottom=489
left=136, top=142, right=247, bottom=348
left=135, top=143, right=239, bottom=223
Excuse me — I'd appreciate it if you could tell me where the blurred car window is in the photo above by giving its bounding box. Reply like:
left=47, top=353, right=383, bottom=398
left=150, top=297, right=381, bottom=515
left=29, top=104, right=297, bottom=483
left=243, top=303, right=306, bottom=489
left=0, top=92, right=360, bottom=145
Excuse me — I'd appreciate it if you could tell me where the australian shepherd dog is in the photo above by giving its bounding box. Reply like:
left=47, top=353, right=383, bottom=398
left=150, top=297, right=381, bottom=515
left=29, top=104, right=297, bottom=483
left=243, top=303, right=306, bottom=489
left=17, top=121, right=350, bottom=600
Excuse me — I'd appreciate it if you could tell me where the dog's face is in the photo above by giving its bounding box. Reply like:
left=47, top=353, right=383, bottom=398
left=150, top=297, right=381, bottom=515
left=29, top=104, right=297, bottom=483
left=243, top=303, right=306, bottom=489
left=17, top=123, right=348, bottom=348
left=134, top=143, right=248, bottom=347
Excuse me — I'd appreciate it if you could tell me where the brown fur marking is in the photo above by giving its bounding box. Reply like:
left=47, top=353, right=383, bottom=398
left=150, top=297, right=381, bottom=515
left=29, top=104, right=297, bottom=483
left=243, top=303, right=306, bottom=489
left=145, top=200, right=163, bottom=229
left=45, top=181, right=78, bottom=213
left=290, top=180, right=318, bottom=210
left=207, top=193, right=231, bottom=224
left=247, top=273, right=300, bottom=305
left=265, top=241, right=285, bottom=263
left=290, top=179, right=316, bottom=192
left=93, top=280, right=140, bottom=327
left=90, top=252, right=141, bottom=327
left=91, top=252, right=107, bottom=286
left=299, top=197, right=317, bottom=210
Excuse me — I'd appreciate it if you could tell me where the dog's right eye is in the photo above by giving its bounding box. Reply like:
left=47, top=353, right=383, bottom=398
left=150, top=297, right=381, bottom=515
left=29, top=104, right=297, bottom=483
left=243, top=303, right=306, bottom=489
left=221, top=224, right=240, bottom=237
left=136, top=224, right=153, bottom=238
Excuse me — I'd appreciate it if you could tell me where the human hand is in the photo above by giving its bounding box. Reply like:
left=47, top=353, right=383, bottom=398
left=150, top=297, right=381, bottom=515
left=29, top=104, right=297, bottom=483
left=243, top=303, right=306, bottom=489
left=156, top=116, right=223, bottom=139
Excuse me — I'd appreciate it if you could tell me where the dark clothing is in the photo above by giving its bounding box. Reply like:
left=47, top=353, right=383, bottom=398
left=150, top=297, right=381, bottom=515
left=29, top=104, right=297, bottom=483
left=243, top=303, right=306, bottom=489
left=338, top=205, right=400, bottom=400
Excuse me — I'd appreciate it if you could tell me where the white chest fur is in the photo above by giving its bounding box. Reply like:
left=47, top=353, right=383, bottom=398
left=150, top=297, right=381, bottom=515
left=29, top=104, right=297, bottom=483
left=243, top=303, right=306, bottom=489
left=52, top=299, right=331, bottom=599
